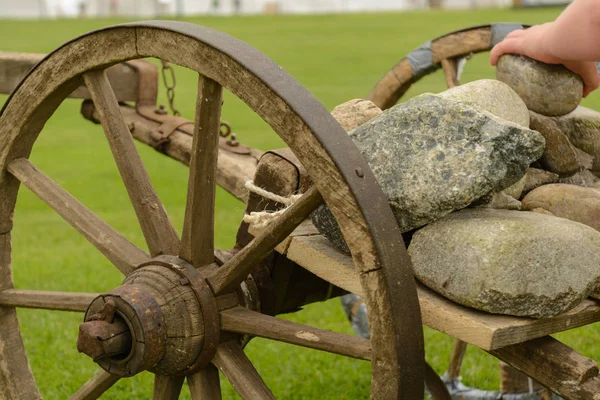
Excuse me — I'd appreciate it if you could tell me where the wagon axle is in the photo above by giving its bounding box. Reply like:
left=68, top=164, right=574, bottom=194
left=77, top=256, right=222, bottom=377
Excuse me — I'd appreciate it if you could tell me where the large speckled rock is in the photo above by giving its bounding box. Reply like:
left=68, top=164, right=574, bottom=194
left=522, top=184, right=600, bottom=231
left=408, top=209, right=600, bottom=318
left=438, top=79, right=530, bottom=127
left=496, top=55, right=583, bottom=117
left=311, top=93, right=545, bottom=252
left=552, top=106, right=600, bottom=172
left=529, top=111, right=581, bottom=175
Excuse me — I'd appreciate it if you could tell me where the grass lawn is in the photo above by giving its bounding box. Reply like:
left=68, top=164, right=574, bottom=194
left=1, top=7, right=600, bottom=399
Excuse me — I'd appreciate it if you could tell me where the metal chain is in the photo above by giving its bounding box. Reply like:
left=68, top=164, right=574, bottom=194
left=159, top=59, right=238, bottom=146
left=160, top=60, right=181, bottom=116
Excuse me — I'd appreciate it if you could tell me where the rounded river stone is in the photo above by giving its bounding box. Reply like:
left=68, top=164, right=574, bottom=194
left=408, top=208, right=600, bottom=318
left=496, top=54, right=582, bottom=117
left=522, top=183, right=600, bottom=231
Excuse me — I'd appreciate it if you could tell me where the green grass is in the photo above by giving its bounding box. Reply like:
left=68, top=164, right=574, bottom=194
left=2, top=7, right=600, bottom=399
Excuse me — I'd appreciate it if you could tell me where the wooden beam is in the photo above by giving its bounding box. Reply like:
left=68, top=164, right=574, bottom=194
left=0, top=52, right=141, bottom=101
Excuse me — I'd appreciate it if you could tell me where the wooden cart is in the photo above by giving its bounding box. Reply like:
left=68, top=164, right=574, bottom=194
left=0, top=21, right=599, bottom=400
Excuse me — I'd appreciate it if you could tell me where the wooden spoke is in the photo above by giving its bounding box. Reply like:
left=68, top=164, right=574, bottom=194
left=7, top=158, right=149, bottom=275
left=179, top=74, right=222, bottom=267
left=208, top=186, right=323, bottom=295
left=83, top=69, right=180, bottom=257
left=0, top=289, right=97, bottom=312
left=153, top=375, right=185, bottom=400
left=188, top=364, right=222, bottom=400
left=213, top=341, right=275, bottom=400
left=440, top=58, right=459, bottom=88
left=446, top=339, right=468, bottom=379
left=69, top=370, right=120, bottom=400
left=221, top=307, right=371, bottom=360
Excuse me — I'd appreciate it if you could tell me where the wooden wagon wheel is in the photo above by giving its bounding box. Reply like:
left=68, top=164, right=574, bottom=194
left=0, top=21, right=425, bottom=399
left=368, top=23, right=530, bottom=111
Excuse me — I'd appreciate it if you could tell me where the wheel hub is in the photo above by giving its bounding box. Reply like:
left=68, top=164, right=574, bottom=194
left=77, top=256, right=219, bottom=377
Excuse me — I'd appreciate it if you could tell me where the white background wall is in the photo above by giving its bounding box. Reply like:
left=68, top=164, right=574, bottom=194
left=0, top=0, right=564, bottom=19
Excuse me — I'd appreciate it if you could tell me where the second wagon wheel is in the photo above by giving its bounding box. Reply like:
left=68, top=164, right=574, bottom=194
left=0, top=21, right=425, bottom=399
left=368, top=23, right=530, bottom=111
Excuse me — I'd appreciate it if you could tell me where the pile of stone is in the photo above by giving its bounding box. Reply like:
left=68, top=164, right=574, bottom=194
left=313, top=55, right=600, bottom=318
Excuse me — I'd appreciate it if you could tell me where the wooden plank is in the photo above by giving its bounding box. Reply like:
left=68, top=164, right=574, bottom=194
left=286, top=234, right=362, bottom=295
left=180, top=75, right=222, bottom=267
left=220, top=306, right=371, bottom=360
left=248, top=218, right=319, bottom=255
left=212, top=341, right=276, bottom=400
left=188, top=365, right=222, bottom=400
left=283, top=231, right=600, bottom=351
left=152, top=375, right=184, bottom=400
left=490, top=336, right=600, bottom=399
left=83, top=70, right=180, bottom=257
left=0, top=52, right=140, bottom=101
left=446, top=339, right=467, bottom=379
left=0, top=289, right=97, bottom=312
left=207, top=186, right=323, bottom=295
left=69, top=370, right=120, bottom=400
left=81, top=103, right=262, bottom=203
left=7, top=158, right=149, bottom=275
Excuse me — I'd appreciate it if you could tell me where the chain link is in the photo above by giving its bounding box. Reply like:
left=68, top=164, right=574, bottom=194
left=160, top=60, right=181, bottom=116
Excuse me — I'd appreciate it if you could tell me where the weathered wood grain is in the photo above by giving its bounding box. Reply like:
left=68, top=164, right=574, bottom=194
left=152, top=375, right=185, bottom=400
left=213, top=341, right=276, bottom=400
left=0, top=289, right=96, bottom=312
left=0, top=52, right=141, bottom=101
left=180, top=75, right=222, bottom=267
left=221, top=306, right=372, bottom=360
left=490, top=336, right=600, bottom=399
left=430, top=27, right=492, bottom=63
left=7, top=158, right=149, bottom=275
left=280, top=231, right=600, bottom=351
left=83, top=69, right=180, bottom=257
left=69, top=370, right=120, bottom=400
left=0, top=233, right=41, bottom=399
left=208, top=186, right=323, bottom=295
left=446, top=339, right=468, bottom=380
left=188, top=365, right=222, bottom=400
left=81, top=102, right=262, bottom=203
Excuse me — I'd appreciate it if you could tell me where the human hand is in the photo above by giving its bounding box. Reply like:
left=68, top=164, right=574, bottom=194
left=490, top=25, right=600, bottom=97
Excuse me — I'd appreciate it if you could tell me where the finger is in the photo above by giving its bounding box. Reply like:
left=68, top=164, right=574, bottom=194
left=490, top=39, right=523, bottom=65
left=504, top=29, right=526, bottom=40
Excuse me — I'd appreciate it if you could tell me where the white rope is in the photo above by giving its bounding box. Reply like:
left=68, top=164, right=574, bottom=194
left=242, top=180, right=303, bottom=229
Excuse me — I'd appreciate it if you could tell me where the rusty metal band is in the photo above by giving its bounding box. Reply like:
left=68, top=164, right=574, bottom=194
left=140, top=256, right=220, bottom=373
left=491, top=23, right=526, bottom=46
left=407, top=41, right=435, bottom=79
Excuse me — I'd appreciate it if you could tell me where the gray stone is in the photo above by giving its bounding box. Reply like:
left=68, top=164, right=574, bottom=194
left=475, top=191, right=522, bottom=210
left=331, top=99, right=382, bottom=132
left=522, top=183, right=600, bottom=231
left=438, top=79, right=530, bottom=127
left=503, top=174, right=526, bottom=199
left=522, top=167, right=559, bottom=195
left=408, top=209, right=600, bottom=318
left=496, top=54, right=583, bottom=117
left=574, top=146, right=594, bottom=170
left=529, top=111, right=581, bottom=175
left=311, top=94, right=545, bottom=251
left=559, top=170, right=599, bottom=187
left=552, top=106, right=600, bottom=172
